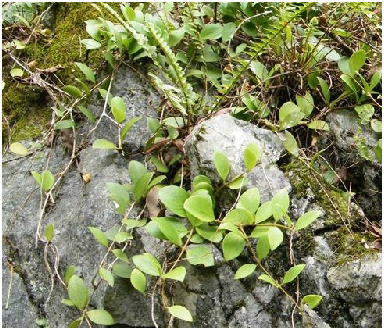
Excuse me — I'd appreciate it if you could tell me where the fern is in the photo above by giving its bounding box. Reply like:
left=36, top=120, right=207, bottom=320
left=213, top=2, right=315, bottom=112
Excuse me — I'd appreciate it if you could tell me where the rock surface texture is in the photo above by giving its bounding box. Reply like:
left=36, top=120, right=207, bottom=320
left=2, top=66, right=382, bottom=328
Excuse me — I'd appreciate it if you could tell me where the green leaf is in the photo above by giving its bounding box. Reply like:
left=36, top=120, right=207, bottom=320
left=114, top=232, right=133, bottom=243
left=307, top=120, right=330, bottom=131
left=228, top=175, right=247, bottom=189
left=201, top=24, right=223, bottom=40
left=255, top=201, right=273, bottom=224
left=147, top=117, right=160, bottom=133
left=64, top=265, right=76, bottom=285
left=268, top=227, right=283, bottom=251
left=341, top=74, right=358, bottom=98
left=168, top=305, right=193, bottom=322
left=9, top=142, right=28, bottom=156
left=63, top=85, right=83, bottom=98
left=44, top=223, right=54, bottom=243
left=68, top=275, right=89, bottom=309
left=120, top=116, right=141, bottom=140
left=150, top=156, right=168, bottom=173
left=281, top=131, right=299, bottom=156
left=99, top=267, right=114, bottom=287
left=271, top=188, right=290, bottom=220
left=31, top=171, right=41, bottom=186
left=88, top=227, right=109, bottom=247
left=74, top=62, right=95, bottom=83
left=41, top=170, right=54, bottom=191
left=132, top=253, right=161, bottom=276
left=223, top=208, right=254, bottom=226
left=110, top=96, right=126, bottom=124
left=244, top=142, right=261, bottom=172
left=184, top=195, right=215, bottom=223
left=349, top=49, right=366, bottom=74
left=214, top=150, right=230, bottom=181
left=371, top=119, right=382, bottom=133
left=130, top=268, right=147, bottom=293
left=237, top=187, right=260, bottom=214
left=250, top=61, right=268, bottom=81
left=162, top=266, right=186, bottom=282
left=61, top=298, right=75, bottom=307
left=338, top=56, right=352, bottom=76
left=222, top=232, right=246, bottom=261
left=186, top=245, right=214, bottom=267
left=257, top=235, right=270, bottom=260
left=152, top=217, right=185, bottom=246
left=112, top=249, right=128, bottom=262
left=317, top=77, right=330, bottom=104
left=195, top=224, right=223, bottom=243
left=282, top=264, right=306, bottom=284
left=296, top=91, right=314, bottom=117
left=370, top=70, right=382, bottom=90
left=354, top=104, right=375, bottom=125
left=258, top=274, right=278, bottom=288
left=112, top=262, right=132, bottom=278
left=169, top=28, right=185, bottom=47
left=159, top=186, right=189, bottom=217
left=128, top=160, right=146, bottom=184
left=301, top=295, right=322, bottom=309
left=294, top=210, right=321, bottom=231
left=106, top=182, right=130, bottom=215
left=10, top=67, right=23, bottom=77
left=78, top=105, right=95, bottom=123
left=81, top=38, right=101, bottom=49
left=92, top=139, right=117, bottom=150
left=133, top=172, right=153, bottom=200
left=54, top=120, right=75, bottom=130
left=234, top=264, right=257, bottom=280
left=279, top=102, right=305, bottom=130
left=222, top=22, right=237, bottom=42
left=86, top=309, right=114, bottom=326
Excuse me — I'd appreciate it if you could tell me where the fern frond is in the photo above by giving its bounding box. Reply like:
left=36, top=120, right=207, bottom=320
left=213, top=2, right=315, bottom=112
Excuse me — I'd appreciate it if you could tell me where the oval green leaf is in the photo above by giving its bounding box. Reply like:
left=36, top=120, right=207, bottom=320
left=168, top=305, right=193, bottom=322
left=111, top=96, right=126, bottom=124
left=222, top=232, right=246, bottom=261
left=214, top=150, right=230, bottom=181
left=279, top=102, right=305, bottom=130
left=201, top=24, right=223, bottom=40
left=294, top=210, right=321, bottom=231
left=9, top=142, right=28, bottom=156
left=159, top=185, right=189, bottom=217
left=88, top=227, right=109, bottom=247
left=92, top=139, right=117, bottom=150
left=130, top=268, right=146, bottom=293
left=258, top=273, right=278, bottom=288
left=282, top=264, right=306, bottom=284
left=112, top=262, right=132, bottom=278
left=63, top=85, right=83, bottom=98
left=184, top=195, right=215, bottom=223
left=44, top=223, right=54, bottom=243
left=237, top=187, right=260, bottom=214
left=86, top=309, right=114, bottom=326
left=162, top=266, right=186, bottom=282
left=268, top=227, right=283, bottom=251
left=99, top=267, right=114, bottom=287
left=152, top=217, right=185, bottom=246
left=54, top=120, right=75, bottom=130
left=301, top=294, right=322, bottom=309
left=244, top=142, right=261, bottom=172
left=234, top=264, right=257, bottom=280
left=132, top=253, right=161, bottom=276
left=74, top=62, right=95, bottom=83
left=307, top=120, right=330, bottom=131
left=41, top=170, right=54, bottom=191
left=186, top=245, right=214, bottom=267
left=349, top=49, right=366, bottom=74
left=68, top=275, right=89, bottom=309
left=223, top=208, right=254, bottom=226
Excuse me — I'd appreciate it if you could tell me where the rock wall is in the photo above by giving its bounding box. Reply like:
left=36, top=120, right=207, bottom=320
left=2, top=65, right=382, bottom=328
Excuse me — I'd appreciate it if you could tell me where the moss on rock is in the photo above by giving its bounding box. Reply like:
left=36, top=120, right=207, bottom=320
left=283, top=159, right=375, bottom=263
left=2, top=2, right=106, bottom=145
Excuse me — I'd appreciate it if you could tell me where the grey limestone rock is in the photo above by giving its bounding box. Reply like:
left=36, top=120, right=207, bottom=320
left=185, top=114, right=291, bottom=207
